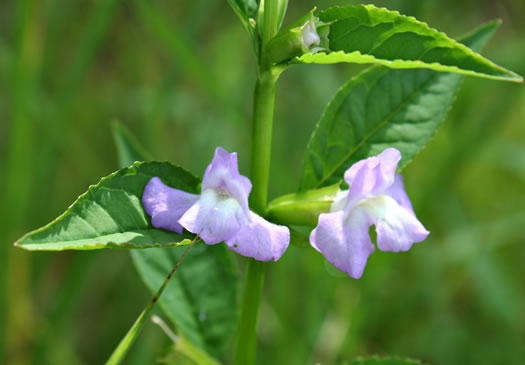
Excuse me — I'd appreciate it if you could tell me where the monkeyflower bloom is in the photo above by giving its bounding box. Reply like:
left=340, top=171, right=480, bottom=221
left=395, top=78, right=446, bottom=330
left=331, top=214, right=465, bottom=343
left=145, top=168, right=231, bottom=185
left=310, top=148, right=429, bottom=278
left=142, top=147, right=290, bottom=261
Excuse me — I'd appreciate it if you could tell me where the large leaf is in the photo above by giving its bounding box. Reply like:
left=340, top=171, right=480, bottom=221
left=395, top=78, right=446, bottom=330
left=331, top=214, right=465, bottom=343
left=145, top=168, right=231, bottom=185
left=350, top=357, right=425, bottom=365
left=295, top=5, right=521, bottom=82
left=15, top=161, right=200, bottom=250
left=112, top=122, right=239, bottom=357
left=299, top=20, right=501, bottom=191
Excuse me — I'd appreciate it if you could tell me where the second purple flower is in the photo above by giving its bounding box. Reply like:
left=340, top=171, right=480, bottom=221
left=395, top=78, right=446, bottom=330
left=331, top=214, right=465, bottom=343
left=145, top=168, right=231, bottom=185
left=310, top=148, right=430, bottom=278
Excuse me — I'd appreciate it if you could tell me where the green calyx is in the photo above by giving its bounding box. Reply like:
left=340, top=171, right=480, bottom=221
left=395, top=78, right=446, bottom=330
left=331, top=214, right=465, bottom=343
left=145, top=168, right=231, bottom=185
left=262, top=10, right=329, bottom=68
left=266, top=183, right=340, bottom=227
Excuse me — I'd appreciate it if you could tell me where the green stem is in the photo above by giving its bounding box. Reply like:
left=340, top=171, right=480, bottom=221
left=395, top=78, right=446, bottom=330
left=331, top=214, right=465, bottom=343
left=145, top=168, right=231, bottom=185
left=235, top=259, right=266, bottom=365
left=249, top=70, right=279, bottom=214
left=261, top=0, right=279, bottom=47
left=105, top=237, right=197, bottom=365
left=235, top=61, right=282, bottom=365
left=235, top=0, right=284, bottom=361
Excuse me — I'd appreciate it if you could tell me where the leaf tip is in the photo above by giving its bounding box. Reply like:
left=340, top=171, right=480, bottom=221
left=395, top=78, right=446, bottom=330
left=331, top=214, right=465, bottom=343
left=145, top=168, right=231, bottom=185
left=111, top=119, right=123, bottom=132
left=13, top=240, right=30, bottom=251
left=507, top=72, right=524, bottom=83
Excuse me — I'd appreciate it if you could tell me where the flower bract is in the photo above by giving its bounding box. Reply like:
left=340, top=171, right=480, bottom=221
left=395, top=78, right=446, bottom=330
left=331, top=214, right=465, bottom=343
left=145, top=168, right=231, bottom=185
left=310, top=148, right=429, bottom=278
left=142, top=147, right=290, bottom=261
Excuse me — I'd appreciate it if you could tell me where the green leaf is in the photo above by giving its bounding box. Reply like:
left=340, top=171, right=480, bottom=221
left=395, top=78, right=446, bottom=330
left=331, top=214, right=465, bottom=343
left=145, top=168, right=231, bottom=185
left=112, top=122, right=239, bottom=358
left=295, top=5, right=522, bottom=82
left=349, top=356, right=425, bottom=365
left=15, top=161, right=200, bottom=250
left=299, top=20, right=502, bottom=191
left=112, top=120, right=153, bottom=167
left=131, top=244, right=238, bottom=357
left=258, top=0, right=288, bottom=45
left=228, top=0, right=259, bottom=20
left=227, top=0, right=259, bottom=40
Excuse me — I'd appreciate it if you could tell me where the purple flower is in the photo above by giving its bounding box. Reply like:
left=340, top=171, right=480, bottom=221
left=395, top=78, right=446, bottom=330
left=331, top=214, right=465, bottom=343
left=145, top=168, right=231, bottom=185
left=310, top=148, right=429, bottom=278
left=142, top=147, right=290, bottom=261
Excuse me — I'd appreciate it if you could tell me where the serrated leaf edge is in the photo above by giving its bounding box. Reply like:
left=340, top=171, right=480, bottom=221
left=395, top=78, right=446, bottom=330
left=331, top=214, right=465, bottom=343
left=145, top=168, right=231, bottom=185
left=295, top=5, right=522, bottom=82
left=296, top=50, right=521, bottom=82
left=14, top=161, right=199, bottom=250
left=299, top=20, right=501, bottom=190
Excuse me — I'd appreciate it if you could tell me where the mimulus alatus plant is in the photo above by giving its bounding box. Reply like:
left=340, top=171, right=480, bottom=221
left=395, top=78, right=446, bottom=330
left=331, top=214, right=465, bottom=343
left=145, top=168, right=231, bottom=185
left=14, top=0, right=522, bottom=364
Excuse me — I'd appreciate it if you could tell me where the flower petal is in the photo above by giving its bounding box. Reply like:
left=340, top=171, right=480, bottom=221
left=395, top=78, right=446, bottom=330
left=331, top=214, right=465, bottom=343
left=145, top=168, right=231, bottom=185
left=384, top=174, right=415, bottom=214
left=226, top=212, right=290, bottom=261
left=201, top=147, right=252, bottom=216
left=375, top=199, right=429, bottom=252
left=301, top=19, right=321, bottom=49
left=345, top=148, right=401, bottom=209
left=310, top=211, right=375, bottom=278
left=179, top=189, right=249, bottom=244
left=355, top=195, right=429, bottom=252
left=330, top=190, right=348, bottom=212
left=142, top=177, right=198, bottom=234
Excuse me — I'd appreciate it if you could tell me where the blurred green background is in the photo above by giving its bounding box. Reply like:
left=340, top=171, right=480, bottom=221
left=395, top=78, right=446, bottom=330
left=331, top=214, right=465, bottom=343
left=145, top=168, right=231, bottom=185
left=1, top=0, right=524, bottom=364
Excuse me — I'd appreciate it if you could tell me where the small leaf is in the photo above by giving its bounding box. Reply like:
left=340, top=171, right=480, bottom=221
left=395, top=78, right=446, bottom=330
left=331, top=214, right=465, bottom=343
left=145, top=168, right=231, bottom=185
left=275, top=0, right=288, bottom=33
left=295, top=5, right=522, bottom=82
left=350, top=356, right=426, bottom=365
left=299, top=20, right=501, bottom=190
left=112, top=120, right=153, bottom=167
left=228, top=0, right=259, bottom=20
left=227, top=0, right=260, bottom=41
left=15, top=161, right=200, bottom=250
left=112, top=122, right=239, bottom=358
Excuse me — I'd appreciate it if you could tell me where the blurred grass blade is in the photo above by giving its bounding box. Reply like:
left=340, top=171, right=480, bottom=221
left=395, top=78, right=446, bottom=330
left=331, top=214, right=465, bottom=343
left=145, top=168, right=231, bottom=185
left=133, top=0, right=219, bottom=99
left=15, top=161, right=200, bottom=251
left=1, top=0, right=42, bottom=361
left=34, top=0, right=124, bottom=229
left=350, top=357, right=424, bottom=365
left=299, top=20, right=501, bottom=190
left=57, top=0, right=122, bottom=101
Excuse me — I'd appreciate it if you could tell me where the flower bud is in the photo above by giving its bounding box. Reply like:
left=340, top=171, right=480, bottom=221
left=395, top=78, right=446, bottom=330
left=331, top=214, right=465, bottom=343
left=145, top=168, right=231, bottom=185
left=266, top=183, right=340, bottom=227
left=301, top=18, right=321, bottom=49
left=263, top=13, right=328, bottom=67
